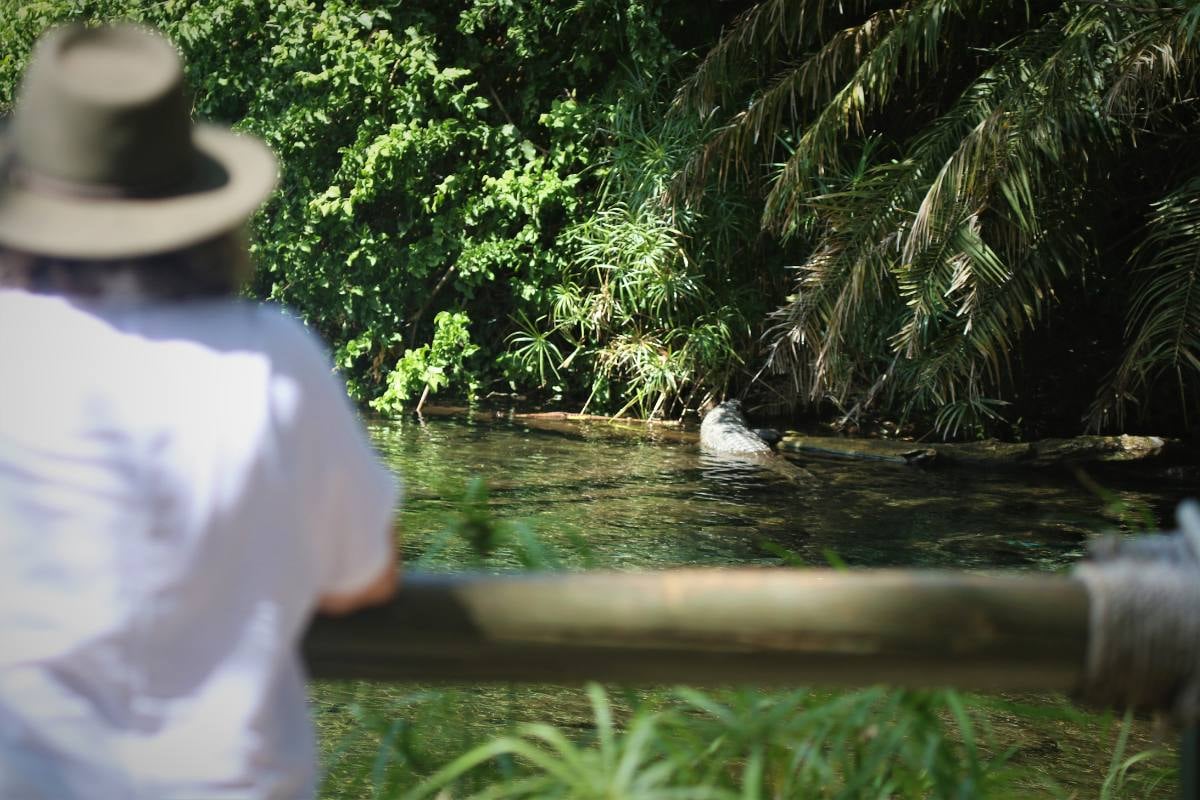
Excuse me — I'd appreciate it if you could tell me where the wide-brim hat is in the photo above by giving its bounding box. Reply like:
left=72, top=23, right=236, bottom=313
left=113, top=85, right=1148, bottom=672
left=0, top=23, right=277, bottom=259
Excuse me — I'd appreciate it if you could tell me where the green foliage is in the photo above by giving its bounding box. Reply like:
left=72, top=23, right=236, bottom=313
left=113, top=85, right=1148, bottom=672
left=313, top=478, right=1175, bottom=799
left=507, top=70, right=775, bottom=416
left=209, top=0, right=622, bottom=402
left=322, top=681, right=1176, bottom=798
left=0, top=0, right=714, bottom=413
left=1073, top=470, right=1160, bottom=535
left=376, top=684, right=1025, bottom=799
left=1100, top=711, right=1170, bottom=800
left=416, top=475, right=568, bottom=571
left=1090, top=175, right=1200, bottom=430
left=674, top=0, right=1200, bottom=437
left=505, top=310, right=565, bottom=390
left=404, top=684, right=715, bottom=800
left=8, top=0, right=1200, bottom=432
left=305, top=488, right=1178, bottom=799
left=371, top=311, right=480, bottom=415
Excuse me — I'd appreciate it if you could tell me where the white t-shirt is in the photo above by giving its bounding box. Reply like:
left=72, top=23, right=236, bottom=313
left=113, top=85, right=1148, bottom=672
left=0, top=290, right=399, bottom=799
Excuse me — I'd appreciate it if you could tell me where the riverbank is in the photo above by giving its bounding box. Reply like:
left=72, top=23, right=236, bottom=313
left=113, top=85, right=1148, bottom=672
left=407, top=402, right=1195, bottom=482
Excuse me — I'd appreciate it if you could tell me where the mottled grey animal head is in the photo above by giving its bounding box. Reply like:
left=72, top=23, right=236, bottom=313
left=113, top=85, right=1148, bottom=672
left=700, top=399, right=772, bottom=455
left=710, top=399, right=750, bottom=427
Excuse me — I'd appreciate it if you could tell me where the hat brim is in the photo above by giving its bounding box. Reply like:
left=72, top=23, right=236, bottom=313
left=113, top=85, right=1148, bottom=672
left=0, top=124, right=277, bottom=259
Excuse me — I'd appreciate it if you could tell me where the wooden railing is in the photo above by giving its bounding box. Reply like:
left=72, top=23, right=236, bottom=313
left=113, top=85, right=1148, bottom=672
left=304, top=569, right=1087, bottom=687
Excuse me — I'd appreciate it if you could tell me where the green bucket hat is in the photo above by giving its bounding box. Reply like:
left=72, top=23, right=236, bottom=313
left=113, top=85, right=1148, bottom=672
left=0, top=23, right=277, bottom=259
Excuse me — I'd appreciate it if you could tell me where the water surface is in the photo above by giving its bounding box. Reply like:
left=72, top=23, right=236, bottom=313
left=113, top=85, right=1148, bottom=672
left=369, top=413, right=1181, bottom=573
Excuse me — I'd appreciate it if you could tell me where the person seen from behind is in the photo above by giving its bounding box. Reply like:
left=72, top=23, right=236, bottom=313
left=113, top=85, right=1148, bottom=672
left=0, top=23, right=400, bottom=799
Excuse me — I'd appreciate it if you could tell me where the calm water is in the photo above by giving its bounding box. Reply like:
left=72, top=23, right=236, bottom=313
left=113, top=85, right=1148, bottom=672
left=316, top=413, right=1189, bottom=797
left=369, top=413, right=1184, bottom=573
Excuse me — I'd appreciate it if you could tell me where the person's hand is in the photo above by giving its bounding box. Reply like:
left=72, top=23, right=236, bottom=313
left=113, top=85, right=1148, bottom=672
left=317, top=533, right=400, bottom=615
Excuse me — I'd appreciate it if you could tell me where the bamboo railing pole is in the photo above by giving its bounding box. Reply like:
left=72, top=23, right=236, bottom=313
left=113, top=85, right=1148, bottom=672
left=303, top=569, right=1089, bottom=691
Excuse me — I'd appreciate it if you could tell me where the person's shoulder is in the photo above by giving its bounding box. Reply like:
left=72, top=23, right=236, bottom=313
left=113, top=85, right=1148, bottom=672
left=0, top=289, right=114, bottom=342
left=0, top=287, right=78, bottom=319
left=160, top=298, right=319, bottom=353
left=244, top=302, right=330, bottom=360
left=233, top=302, right=341, bottom=394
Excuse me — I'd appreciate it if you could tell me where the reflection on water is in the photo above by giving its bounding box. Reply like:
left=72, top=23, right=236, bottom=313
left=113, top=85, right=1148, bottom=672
left=369, top=414, right=1182, bottom=574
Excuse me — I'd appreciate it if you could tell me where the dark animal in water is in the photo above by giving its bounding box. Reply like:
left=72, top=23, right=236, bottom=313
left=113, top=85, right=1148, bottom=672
left=700, top=400, right=773, bottom=454
left=700, top=400, right=814, bottom=481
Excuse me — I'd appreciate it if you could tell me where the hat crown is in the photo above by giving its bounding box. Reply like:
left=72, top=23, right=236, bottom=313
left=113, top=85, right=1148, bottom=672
left=13, top=24, right=195, bottom=193
left=0, top=22, right=277, bottom=260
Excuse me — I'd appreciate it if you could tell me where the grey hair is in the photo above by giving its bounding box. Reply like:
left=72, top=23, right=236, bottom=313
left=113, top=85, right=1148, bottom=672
left=0, top=230, right=252, bottom=301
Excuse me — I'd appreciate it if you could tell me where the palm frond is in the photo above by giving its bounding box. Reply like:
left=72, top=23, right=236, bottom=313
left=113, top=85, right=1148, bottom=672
left=1089, top=175, right=1200, bottom=429
left=671, top=7, right=909, bottom=203
left=1102, top=2, right=1200, bottom=124
left=763, top=0, right=994, bottom=229
left=673, top=0, right=871, bottom=116
left=687, top=0, right=1200, bottom=435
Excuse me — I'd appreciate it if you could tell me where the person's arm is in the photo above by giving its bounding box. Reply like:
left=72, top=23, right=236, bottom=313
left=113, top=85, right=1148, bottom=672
left=317, top=534, right=400, bottom=616
left=274, top=311, right=403, bottom=618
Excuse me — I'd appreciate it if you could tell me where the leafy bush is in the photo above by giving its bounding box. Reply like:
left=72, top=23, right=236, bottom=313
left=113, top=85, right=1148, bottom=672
left=371, top=310, right=480, bottom=415
left=8, top=0, right=1198, bottom=433
left=2, top=0, right=737, bottom=413
left=506, top=69, right=782, bottom=417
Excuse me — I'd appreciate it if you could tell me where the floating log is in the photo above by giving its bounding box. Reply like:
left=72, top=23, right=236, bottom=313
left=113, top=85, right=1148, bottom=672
left=303, top=569, right=1087, bottom=691
left=778, top=434, right=1169, bottom=468
left=777, top=436, right=937, bottom=465
left=941, top=435, right=1170, bottom=466
left=410, top=404, right=699, bottom=445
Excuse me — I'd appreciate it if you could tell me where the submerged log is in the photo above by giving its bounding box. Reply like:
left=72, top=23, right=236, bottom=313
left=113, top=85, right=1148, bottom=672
left=778, top=434, right=1169, bottom=468
left=304, top=569, right=1087, bottom=691
left=407, top=406, right=1170, bottom=469
left=777, top=436, right=938, bottom=465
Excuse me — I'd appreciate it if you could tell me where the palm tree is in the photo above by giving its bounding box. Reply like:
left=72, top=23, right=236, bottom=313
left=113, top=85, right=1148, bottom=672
left=672, top=0, right=1200, bottom=436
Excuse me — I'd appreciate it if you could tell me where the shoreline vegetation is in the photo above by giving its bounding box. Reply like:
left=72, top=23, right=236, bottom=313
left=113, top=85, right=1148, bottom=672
left=6, top=1, right=1200, bottom=442
left=313, top=680, right=1179, bottom=799
left=408, top=403, right=1194, bottom=477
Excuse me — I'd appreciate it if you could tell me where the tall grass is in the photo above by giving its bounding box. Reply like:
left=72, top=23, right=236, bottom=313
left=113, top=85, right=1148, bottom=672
left=316, top=681, right=1175, bottom=799
left=401, top=684, right=1008, bottom=799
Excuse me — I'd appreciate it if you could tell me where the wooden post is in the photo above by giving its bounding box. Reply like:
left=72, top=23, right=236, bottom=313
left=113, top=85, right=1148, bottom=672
left=303, top=569, right=1088, bottom=690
